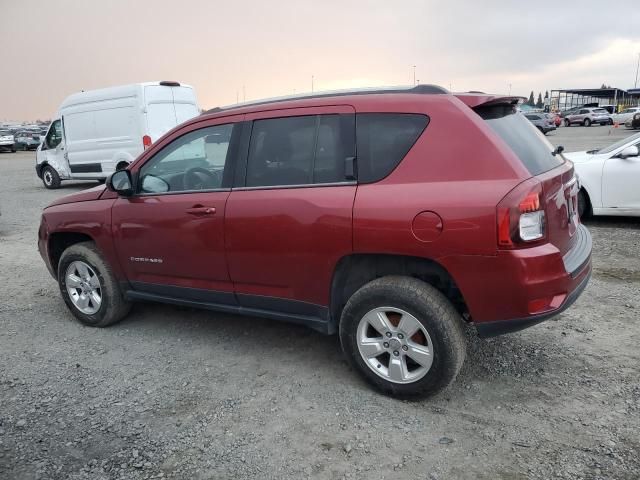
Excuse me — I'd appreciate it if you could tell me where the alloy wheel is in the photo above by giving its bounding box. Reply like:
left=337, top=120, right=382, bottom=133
left=65, top=261, right=102, bottom=314
left=356, top=307, right=434, bottom=384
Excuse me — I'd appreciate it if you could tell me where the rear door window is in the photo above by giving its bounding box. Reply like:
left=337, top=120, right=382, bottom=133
left=476, top=105, right=563, bottom=176
left=356, top=113, right=429, bottom=183
left=245, top=114, right=355, bottom=187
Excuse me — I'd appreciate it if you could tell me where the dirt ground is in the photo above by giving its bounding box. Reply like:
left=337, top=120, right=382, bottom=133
left=1, top=127, right=639, bottom=480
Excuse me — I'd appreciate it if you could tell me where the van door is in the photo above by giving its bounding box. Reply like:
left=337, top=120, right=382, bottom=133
left=144, top=85, right=199, bottom=143
left=39, top=119, right=68, bottom=179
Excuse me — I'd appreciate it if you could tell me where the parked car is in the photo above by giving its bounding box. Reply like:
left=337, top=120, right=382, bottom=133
left=563, top=107, right=613, bottom=127
left=624, top=111, right=640, bottom=130
left=0, top=129, right=16, bottom=153
left=36, top=81, right=200, bottom=189
left=565, top=132, right=640, bottom=217
left=14, top=130, right=41, bottom=150
left=524, top=113, right=556, bottom=134
left=38, top=85, right=592, bottom=399
left=611, top=107, right=640, bottom=126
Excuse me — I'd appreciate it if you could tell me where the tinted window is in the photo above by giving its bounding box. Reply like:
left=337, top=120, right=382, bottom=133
left=525, top=114, right=539, bottom=120
left=246, top=114, right=354, bottom=187
left=139, top=124, right=234, bottom=193
left=476, top=106, right=563, bottom=175
left=356, top=113, right=428, bottom=183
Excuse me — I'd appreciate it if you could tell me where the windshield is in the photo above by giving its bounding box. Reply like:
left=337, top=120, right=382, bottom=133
left=596, top=132, right=640, bottom=155
left=476, top=105, right=563, bottom=175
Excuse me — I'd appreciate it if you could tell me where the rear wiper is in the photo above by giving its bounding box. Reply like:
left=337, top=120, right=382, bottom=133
left=552, top=145, right=564, bottom=156
left=586, top=148, right=600, bottom=154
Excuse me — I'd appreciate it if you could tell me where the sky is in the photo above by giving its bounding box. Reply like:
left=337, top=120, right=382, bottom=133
left=1, top=0, right=640, bottom=121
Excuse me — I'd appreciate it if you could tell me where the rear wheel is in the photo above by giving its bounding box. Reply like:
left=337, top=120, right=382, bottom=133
left=42, top=165, right=61, bottom=189
left=578, top=189, right=591, bottom=219
left=58, top=242, right=131, bottom=327
left=339, top=276, right=466, bottom=399
left=564, top=119, right=570, bottom=127
left=583, top=118, right=591, bottom=127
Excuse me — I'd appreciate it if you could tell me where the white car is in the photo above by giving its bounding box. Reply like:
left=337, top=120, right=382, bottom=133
left=0, top=129, right=16, bottom=153
left=611, top=107, right=640, bottom=126
left=564, top=132, right=640, bottom=217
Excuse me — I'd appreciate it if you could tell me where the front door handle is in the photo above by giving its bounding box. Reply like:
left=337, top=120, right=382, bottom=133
left=186, top=206, right=216, bottom=216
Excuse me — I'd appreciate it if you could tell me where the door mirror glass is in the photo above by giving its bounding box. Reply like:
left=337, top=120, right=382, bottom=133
left=141, top=174, right=170, bottom=193
left=619, top=145, right=639, bottom=159
left=108, top=170, right=133, bottom=196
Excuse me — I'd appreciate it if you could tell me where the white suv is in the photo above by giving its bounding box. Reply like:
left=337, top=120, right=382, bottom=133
left=0, top=130, right=16, bottom=153
left=563, top=108, right=613, bottom=127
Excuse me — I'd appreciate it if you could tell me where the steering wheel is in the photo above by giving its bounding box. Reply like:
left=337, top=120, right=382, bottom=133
left=183, top=167, right=221, bottom=190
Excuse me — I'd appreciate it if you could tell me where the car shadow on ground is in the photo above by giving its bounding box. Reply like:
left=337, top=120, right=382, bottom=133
left=583, top=216, right=640, bottom=230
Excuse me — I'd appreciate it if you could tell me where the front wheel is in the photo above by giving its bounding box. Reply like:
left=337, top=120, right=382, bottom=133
left=578, top=189, right=591, bottom=219
left=339, top=276, right=466, bottom=399
left=583, top=118, right=591, bottom=127
left=564, top=119, right=570, bottom=127
left=42, top=165, right=61, bottom=189
left=58, top=242, right=131, bottom=327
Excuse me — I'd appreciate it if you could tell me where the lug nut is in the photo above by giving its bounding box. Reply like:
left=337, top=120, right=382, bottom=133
left=383, top=342, right=389, bottom=348
left=402, top=345, right=408, bottom=351
left=393, top=350, right=399, bottom=356
left=386, top=332, right=392, bottom=338
left=397, top=333, right=404, bottom=339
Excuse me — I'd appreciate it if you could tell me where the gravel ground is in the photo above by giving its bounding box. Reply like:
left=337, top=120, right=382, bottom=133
left=1, top=130, right=639, bottom=480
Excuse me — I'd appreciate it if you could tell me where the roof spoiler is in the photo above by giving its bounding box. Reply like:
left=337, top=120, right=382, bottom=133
left=454, top=93, right=524, bottom=109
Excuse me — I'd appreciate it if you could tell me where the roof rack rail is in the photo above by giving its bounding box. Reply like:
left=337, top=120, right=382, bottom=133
left=205, top=84, right=448, bottom=114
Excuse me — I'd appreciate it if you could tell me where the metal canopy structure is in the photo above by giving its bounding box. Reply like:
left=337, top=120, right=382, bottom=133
left=548, top=87, right=639, bottom=113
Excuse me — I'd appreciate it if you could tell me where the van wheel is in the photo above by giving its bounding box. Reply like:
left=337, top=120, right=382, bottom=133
left=116, top=162, right=129, bottom=171
left=58, top=242, right=131, bottom=327
left=583, top=118, right=591, bottom=127
left=42, top=165, right=61, bottom=189
left=339, top=276, right=466, bottom=399
left=563, top=119, right=570, bottom=127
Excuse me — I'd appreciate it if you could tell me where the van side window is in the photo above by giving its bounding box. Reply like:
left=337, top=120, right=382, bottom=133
left=356, top=113, right=429, bottom=183
left=139, top=124, right=235, bottom=194
left=245, top=114, right=355, bottom=187
left=45, top=120, right=63, bottom=150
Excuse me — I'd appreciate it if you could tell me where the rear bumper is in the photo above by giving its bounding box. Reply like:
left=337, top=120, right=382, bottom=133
left=441, top=224, right=592, bottom=336
left=475, top=265, right=591, bottom=337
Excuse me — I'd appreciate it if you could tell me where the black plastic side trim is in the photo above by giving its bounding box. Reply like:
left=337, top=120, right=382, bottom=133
left=70, top=163, right=102, bottom=173
left=125, top=283, right=331, bottom=334
left=562, top=224, right=592, bottom=278
left=475, top=266, right=591, bottom=338
left=130, top=281, right=238, bottom=306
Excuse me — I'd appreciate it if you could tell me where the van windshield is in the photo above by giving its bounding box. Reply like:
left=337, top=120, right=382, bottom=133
left=475, top=104, right=563, bottom=175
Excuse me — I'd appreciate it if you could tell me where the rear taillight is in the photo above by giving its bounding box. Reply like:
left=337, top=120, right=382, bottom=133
left=497, top=179, right=546, bottom=249
left=143, top=135, right=152, bottom=150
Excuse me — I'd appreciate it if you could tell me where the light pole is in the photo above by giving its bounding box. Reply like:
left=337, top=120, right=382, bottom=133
left=311, top=75, right=314, bottom=93
left=508, top=83, right=512, bottom=95
left=635, top=52, right=640, bottom=89
left=412, top=65, right=416, bottom=86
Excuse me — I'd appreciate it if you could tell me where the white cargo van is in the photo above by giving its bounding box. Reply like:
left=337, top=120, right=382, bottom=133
left=36, top=81, right=199, bottom=189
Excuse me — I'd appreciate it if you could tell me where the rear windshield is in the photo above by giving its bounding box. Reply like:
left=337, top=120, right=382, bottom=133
left=476, top=104, right=563, bottom=175
left=593, top=108, right=608, bottom=114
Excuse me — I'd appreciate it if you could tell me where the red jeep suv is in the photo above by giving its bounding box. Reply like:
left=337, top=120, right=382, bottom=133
left=38, top=85, right=592, bottom=398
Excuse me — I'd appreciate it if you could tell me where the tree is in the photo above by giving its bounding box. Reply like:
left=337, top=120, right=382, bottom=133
left=544, top=90, right=549, bottom=99
left=527, top=91, right=535, bottom=106
left=536, top=92, right=544, bottom=109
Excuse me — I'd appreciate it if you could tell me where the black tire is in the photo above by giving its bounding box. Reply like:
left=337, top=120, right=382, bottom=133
left=116, top=162, right=129, bottom=171
left=578, top=189, right=591, bottom=220
left=42, top=165, right=61, bottom=189
left=583, top=118, right=591, bottom=127
left=339, top=276, right=466, bottom=399
left=608, top=119, right=614, bottom=125
left=58, top=242, right=131, bottom=327
left=564, top=119, right=570, bottom=127
left=10, top=147, right=16, bottom=153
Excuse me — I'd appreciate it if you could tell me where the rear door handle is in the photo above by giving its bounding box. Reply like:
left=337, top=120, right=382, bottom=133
left=186, top=206, right=216, bottom=216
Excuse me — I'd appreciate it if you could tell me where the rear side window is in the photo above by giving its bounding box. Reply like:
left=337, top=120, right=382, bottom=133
left=356, top=113, right=429, bottom=183
left=246, top=114, right=355, bottom=187
left=476, top=105, right=563, bottom=175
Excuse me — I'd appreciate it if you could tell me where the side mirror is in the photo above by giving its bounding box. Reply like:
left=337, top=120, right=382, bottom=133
left=108, top=170, right=134, bottom=196
left=619, top=145, right=639, bottom=159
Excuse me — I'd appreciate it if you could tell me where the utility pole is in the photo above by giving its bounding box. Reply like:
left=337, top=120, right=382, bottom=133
left=236, top=91, right=239, bottom=104
left=413, top=65, right=416, bottom=86
left=243, top=85, right=246, bottom=102
left=635, top=52, right=640, bottom=88
left=311, top=75, right=314, bottom=93
left=508, top=83, right=512, bottom=95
